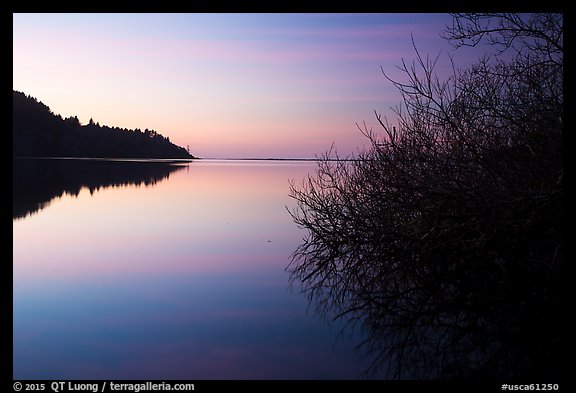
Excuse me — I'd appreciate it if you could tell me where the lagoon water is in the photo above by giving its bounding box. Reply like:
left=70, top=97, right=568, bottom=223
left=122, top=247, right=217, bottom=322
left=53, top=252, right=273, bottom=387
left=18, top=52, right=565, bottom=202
left=13, top=158, right=370, bottom=379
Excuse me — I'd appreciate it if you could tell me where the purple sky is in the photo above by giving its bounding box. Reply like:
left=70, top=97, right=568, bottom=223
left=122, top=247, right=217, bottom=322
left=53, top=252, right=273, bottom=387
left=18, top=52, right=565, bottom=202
left=13, top=13, right=485, bottom=158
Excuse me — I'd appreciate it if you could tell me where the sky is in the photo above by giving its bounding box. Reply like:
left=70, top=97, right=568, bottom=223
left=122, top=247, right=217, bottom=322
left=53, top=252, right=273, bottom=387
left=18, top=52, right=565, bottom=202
left=13, top=13, right=485, bottom=159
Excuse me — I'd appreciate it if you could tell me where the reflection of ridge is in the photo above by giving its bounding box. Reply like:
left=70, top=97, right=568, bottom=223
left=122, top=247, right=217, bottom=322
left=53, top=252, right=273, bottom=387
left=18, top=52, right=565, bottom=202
left=13, top=158, right=187, bottom=219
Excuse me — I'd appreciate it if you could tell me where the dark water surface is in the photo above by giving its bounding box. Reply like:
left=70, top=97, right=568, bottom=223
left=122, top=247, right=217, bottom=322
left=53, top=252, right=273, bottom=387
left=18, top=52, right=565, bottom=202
left=13, top=158, right=370, bottom=379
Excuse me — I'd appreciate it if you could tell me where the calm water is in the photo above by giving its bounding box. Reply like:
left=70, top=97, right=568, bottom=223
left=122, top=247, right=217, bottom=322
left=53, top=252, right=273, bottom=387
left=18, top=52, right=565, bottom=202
left=13, top=158, right=370, bottom=379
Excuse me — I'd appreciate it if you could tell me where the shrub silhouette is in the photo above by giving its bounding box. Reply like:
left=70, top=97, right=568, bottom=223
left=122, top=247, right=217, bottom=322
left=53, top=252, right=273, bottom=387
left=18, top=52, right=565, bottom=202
left=287, top=13, right=563, bottom=379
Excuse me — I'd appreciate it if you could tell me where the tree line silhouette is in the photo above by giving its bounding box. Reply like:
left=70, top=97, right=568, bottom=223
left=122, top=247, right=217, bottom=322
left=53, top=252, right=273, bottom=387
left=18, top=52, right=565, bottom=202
left=13, top=90, right=195, bottom=159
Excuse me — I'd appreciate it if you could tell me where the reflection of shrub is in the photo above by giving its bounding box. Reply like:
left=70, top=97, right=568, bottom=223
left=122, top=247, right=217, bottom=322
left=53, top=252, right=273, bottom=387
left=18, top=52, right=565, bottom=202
left=287, top=13, right=562, bottom=379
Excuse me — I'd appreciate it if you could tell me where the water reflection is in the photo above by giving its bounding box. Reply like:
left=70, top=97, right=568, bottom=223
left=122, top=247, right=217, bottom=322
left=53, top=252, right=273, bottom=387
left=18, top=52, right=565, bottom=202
left=13, top=159, right=371, bottom=379
left=13, top=158, right=187, bottom=219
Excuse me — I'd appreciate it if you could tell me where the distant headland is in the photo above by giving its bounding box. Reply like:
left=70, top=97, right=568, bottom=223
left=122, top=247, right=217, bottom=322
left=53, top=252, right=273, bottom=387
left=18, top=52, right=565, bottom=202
left=13, top=90, right=196, bottom=159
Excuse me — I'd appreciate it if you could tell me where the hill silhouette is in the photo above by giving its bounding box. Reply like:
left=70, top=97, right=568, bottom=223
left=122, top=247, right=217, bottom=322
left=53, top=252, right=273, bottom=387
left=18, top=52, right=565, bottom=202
left=13, top=90, right=195, bottom=159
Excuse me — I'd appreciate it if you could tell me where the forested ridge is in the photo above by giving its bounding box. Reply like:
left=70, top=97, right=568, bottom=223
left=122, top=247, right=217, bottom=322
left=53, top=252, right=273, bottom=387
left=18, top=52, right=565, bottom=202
left=13, top=90, right=195, bottom=159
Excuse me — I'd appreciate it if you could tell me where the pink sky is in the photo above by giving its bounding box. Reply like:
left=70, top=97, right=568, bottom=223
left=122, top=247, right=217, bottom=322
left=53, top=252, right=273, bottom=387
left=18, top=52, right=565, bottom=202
left=13, top=13, right=484, bottom=158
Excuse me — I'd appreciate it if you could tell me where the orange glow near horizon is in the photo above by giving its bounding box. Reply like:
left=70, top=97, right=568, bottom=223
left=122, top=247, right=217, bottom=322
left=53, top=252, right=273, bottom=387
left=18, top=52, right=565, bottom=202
left=13, top=13, right=484, bottom=158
